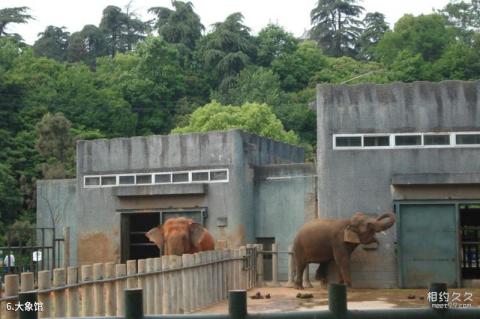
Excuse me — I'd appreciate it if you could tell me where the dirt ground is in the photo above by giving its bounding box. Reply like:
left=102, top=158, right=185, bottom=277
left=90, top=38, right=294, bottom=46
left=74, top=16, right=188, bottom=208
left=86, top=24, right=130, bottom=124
left=196, top=285, right=480, bottom=314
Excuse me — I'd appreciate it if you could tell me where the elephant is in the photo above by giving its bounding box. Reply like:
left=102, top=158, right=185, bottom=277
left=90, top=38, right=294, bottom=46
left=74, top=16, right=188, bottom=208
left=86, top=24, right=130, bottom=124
left=293, top=212, right=395, bottom=289
left=145, top=217, right=215, bottom=256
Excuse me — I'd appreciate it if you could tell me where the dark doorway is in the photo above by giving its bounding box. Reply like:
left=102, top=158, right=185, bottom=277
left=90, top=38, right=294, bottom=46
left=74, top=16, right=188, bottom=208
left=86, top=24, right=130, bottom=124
left=460, top=204, right=480, bottom=279
left=257, top=237, right=275, bottom=281
left=121, top=209, right=207, bottom=262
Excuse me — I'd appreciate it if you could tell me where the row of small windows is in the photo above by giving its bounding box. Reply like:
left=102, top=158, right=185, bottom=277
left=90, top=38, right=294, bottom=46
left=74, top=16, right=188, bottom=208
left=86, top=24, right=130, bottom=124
left=334, top=133, right=480, bottom=149
left=84, top=169, right=229, bottom=187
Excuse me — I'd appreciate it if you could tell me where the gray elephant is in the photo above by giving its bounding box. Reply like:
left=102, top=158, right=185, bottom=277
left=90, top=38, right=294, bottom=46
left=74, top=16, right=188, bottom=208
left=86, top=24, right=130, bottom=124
left=293, top=212, right=395, bottom=289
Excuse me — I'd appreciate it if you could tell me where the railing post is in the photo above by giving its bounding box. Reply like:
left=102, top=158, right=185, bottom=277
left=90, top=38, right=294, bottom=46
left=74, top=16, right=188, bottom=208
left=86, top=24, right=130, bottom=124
left=115, top=263, right=127, bottom=317
left=125, top=288, right=144, bottom=319
left=53, top=268, right=66, bottom=317
left=161, top=256, right=171, bottom=314
left=81, top=264, right=94, bottom=316
left=37, top=270, right=51, bottom=318
left=19, top=291, right=38, bottom=319
left=105, top=262, right=116, bottom=316
left=256, top=244, right=264, bottom=287
left=286, top=245, right=295, bottom=287
left=127, top=260, right=137, bottom=289
left=329, top=284, right=347, bottom=318
left=137, top=259, right=147, bottom=312
left=429, top=282, right=448, bottom=313
left=5, top=274, right=19, bottom=319
left=271, top=244, right=279, bottom=286
left=67, top=266, right=79, bottom=317
left=229, top=290, right=247, bottom=319
left=63, top=226, right=70, bottom=268
left=146, top=258, right=154, bottom=315
left=20, top=272, right=34, bottom=292
left=182, top=254, right=193, bottom=313
left=154, top=257, right=163, bottom=314
left=93, top=263, right=105, bottom=316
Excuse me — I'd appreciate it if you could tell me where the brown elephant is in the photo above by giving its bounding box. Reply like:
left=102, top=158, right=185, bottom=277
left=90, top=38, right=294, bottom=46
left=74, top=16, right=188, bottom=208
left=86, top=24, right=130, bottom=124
left=293, top=212, right=395, bottom=289
left=145, top=217, right=215, bottom=256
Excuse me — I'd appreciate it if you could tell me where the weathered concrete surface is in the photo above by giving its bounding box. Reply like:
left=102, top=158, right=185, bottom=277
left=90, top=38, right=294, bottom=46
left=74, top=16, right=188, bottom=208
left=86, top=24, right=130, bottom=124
left=316, top=80, right=480, bottom=288
left=392, top=172, right=480, bottom=185
left=254, top=164, right=317, bottom=281
left=112, top=184, right=207, bottom=196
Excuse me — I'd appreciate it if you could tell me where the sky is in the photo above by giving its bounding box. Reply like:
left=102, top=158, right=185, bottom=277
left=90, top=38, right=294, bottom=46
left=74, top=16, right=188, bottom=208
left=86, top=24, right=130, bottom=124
left=2, top=0, right=452, bottom=45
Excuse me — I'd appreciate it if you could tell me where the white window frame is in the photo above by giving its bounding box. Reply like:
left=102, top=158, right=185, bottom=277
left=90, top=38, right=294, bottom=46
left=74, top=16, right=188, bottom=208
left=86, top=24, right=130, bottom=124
left=84, top=168, right=229, bottom=188
left=333, top=131, right=480, bottom=150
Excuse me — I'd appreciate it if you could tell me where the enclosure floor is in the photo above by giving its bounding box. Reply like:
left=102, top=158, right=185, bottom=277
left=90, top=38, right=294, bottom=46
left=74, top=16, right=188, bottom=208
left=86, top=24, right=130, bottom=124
left=195, top=285, right=480, bottom=313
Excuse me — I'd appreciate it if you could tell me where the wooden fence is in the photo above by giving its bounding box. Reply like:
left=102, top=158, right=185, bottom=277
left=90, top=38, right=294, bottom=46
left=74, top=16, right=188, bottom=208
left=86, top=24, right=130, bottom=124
left=0, top=246, right=258, bottom=318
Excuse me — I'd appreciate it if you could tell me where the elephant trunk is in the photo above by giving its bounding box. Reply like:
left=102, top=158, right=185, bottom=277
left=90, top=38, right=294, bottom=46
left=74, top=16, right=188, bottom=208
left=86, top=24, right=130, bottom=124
left=373, top=212, right=395, bottom=232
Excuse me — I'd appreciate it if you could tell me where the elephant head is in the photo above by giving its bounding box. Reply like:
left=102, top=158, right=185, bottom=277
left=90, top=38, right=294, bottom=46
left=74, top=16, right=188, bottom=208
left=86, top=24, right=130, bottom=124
left=145, top=217, right=213, bottom=256
left=344, top=212, right=395, bottom=245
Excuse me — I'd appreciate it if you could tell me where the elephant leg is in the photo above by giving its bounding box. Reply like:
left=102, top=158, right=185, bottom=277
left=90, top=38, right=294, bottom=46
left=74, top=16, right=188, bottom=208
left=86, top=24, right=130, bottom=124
left=294, top=261, right=307, bottom=290
left=333, top=246, right=352, bottom=287
left=315, top=262, right=329, bottom=285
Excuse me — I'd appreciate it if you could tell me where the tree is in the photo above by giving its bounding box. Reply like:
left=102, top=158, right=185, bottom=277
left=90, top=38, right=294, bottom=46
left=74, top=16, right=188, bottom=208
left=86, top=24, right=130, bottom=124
left=36, top=113, right=75, bottom=179
left=172, top=101, right=299, bottom=145
left=0, top=7, right=33, bottom=41
left=256, top=24, right=298, bottom=66
left=356, top=12, right=389, bottom=60
left=33, top=26, right=70, bottom=61
left=196, top=13, right=257, bottom=92
left=0, top=163, right=22, bottom=221
left=310, top=0, right=364, bottom=57
left=439, top=0, right=480, bottom=40
left=149, top=1, right=204, bottom=50
left=67, top=25, right=107, bottom=68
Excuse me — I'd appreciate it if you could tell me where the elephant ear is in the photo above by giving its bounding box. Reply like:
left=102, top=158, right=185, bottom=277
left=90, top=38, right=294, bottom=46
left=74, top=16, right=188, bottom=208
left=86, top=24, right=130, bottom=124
left=189, top=222, right=207, bottom=248
left=145, top=226, right=164, bottom=248
left=344, top=226, right=361, bottom=244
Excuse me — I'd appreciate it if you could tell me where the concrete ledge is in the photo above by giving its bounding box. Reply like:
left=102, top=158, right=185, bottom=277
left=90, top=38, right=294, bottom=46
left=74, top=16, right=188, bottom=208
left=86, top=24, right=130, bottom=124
left=392, top=173, right=480, bottom=185
left=112, top=184, right=207, bottom=196
left=254, top=163, right=316, bottom=181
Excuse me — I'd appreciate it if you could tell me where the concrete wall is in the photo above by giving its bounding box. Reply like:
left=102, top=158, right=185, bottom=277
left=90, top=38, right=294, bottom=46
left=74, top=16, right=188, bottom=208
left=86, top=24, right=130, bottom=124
left=254, top=164, right=317, bottom=280
left=72, top=130, right=304, bottom=265
left=316, top=80, right=480, bottom=288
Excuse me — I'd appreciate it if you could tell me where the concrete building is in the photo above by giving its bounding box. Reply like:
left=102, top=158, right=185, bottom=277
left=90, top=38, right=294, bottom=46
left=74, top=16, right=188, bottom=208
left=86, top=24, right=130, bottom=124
left=317, top=80, right=480, bottom=288
left=38, top=80, right=480, bottom=288
left=37, top=130, right=316, bottom=280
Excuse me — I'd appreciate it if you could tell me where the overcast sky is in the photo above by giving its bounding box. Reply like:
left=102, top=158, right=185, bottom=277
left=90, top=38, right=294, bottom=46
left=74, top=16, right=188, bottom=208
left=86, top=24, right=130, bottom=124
left=3, top=0, right=451, bottom=44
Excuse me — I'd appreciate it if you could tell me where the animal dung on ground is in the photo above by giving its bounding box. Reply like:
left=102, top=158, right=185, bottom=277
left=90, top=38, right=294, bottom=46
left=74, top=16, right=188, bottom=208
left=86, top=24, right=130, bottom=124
left=250, top=292, right=264, bottom=299
left=296, top=293, right=314, bottom=299
left=407, top=294, right=416, bottom=299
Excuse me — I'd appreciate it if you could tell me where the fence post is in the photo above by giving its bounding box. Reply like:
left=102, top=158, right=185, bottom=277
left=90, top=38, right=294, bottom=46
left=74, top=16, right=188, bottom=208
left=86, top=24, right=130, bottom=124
left=199, top=252, right=206, bottom=308
left=229, top=290, right=247, bottom=319
left=53, top=268, right=66, bottom=317
left=19, top=291, right=37, bottom=319
left=286, top=245, right=295, bottom=288
left=271, top=244, right=279, bottom=286
left=303, top=266, right=313, bottom=288
left=137, top=259, right=147, bottom=312
left=5, top=274, right=19, bottom=319
left=37, top=270, right=50, bottom=318
left=126, top=260, right=137, bottom=289
left=115, top=264, right=127, bottom=317
left=105, top=262, right=116, bottom=316
left=256, top=244, right=264, bottom=287
left=216, top=250, right=223, bottom=301
left=176, top=256, right=184, bottom=313
left=145, top=258, right=154, bottom=315
left=154, top=257, right=163, bottom=314
left=161, top=256, right=170, bottom=314
left=67, top=266, right=79, bottom=317
left=240, top=246, right=247, bottom=290
left=93, top=263, right=104, bottom=316
left=63, top=226, right=70, bottom=268
left=192, top=253, right=201, bottom=311
left=182, top=254, right=193, bottom=313
left=125, top=288, right=143, bottom=319
left=328, top=284, right=347, bottom=316
left=206, top=251, right=213, bottom=306
left=81, top=264, right=94, bottom=316
left=20, top=272, right=34, bottom=292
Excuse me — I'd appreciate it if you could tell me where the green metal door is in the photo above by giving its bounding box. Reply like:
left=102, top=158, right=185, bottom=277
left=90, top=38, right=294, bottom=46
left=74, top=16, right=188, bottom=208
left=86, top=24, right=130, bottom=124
left=398, top=203, right=459, bottom=288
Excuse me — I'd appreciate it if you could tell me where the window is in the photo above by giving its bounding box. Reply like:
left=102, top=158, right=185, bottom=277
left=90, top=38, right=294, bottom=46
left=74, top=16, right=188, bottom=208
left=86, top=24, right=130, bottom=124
left=210, top=170, right=228, bottom=181
left=335, top=136, right=361, bottom=147
left=136, top=174, right=152, bottom=184
left=457, top=134, right=480, bottom=145
left=119, top=175, right=135, bottom=185
left=172, top=172, right=189, bottom=183
left=395, top=135, right=421, bottom=146
left=85, top=177, right=100, bottom=186
left=101, top=176, right=116, bottom=186
left=424, top=134, right=449, bottom=146
left=364, top=136, right=389, bottom=147
left=192, top=172, right=209, bottom=182
left=155, top=173, right=171, bottom=184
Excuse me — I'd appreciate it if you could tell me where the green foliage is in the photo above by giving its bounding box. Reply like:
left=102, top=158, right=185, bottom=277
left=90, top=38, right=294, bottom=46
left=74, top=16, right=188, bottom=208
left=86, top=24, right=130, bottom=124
left=0, top=7, right=33, bottom=41
left=0, top=163, right=22, bottom=221
left=310, top=0, right=364, bottom=57
left=357, top=12, right=390, bottom=60
left=33, top=26, right=70, bottom=61
left=172, top=101, right=299, bottom=145
left=256, top=24, right=298, bottom=66
left=67, top=25, right=107, bottom=68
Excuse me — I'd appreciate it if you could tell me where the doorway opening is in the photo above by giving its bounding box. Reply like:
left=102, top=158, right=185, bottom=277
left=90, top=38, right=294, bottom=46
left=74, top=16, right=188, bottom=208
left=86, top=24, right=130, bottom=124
left=460, top=204, right=480, bottom=279
left=120, top=209, right=207, bottom=262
